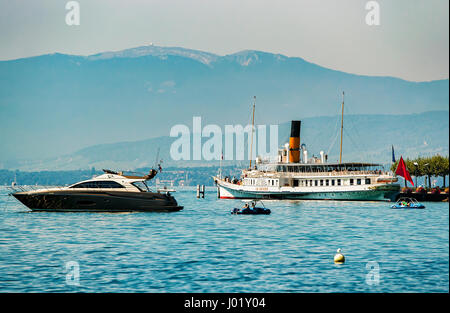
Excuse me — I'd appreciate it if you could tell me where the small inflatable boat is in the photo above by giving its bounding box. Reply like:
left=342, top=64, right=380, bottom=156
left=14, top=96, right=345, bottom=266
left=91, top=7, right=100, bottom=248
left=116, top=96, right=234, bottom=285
left=231, top=201, right=271, bottom=215
left=391, top=197, right=425, bottom=209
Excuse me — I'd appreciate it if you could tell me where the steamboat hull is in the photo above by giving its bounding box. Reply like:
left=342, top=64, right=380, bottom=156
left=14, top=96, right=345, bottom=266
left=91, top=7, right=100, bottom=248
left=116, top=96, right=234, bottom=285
left=216, top=181, right=399, bottom=202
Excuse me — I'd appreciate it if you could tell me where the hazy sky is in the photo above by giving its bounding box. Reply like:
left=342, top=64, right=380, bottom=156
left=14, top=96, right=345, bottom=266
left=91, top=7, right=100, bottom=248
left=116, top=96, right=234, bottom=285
left=0, top=0, right=448, bottom=81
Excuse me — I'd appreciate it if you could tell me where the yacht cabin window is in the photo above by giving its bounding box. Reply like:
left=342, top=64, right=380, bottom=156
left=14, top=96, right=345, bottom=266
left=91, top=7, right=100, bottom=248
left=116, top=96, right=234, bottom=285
left=70, top=180, right=125, bottom=189
left=70, top=181, right=125, bottom=189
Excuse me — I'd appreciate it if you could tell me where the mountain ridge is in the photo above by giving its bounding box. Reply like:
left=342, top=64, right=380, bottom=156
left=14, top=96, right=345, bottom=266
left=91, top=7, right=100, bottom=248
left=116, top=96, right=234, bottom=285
left=5, top=45, right=447, bottom=83
left=0, top=45, right=448, bottom=162
left=3, top=110, right=447, bottom=171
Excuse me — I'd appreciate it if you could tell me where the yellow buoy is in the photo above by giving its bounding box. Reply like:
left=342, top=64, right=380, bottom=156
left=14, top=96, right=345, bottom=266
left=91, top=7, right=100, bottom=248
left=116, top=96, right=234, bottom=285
left=334, top=248, right=345, bottom=264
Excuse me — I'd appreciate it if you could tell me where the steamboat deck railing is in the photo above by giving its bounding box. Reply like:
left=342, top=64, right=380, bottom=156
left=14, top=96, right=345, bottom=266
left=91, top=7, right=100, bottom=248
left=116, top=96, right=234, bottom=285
left=243, top=170, right=390, bottom=178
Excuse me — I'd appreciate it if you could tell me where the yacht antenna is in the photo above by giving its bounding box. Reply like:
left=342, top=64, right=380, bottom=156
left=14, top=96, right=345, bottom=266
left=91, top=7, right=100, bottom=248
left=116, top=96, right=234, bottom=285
left=339, top=91, right=344, bottom=164
left=154, top=147, right=160, bottom=168
left=249, top=96, right=256, bottom=169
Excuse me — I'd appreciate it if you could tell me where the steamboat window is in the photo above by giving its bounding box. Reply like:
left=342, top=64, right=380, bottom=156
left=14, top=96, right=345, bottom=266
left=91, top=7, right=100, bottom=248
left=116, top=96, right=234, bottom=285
left=350, top=179, right=354, bottom=185
left=315, top=180, right=318, bottom=187
left=326, top=179, right=329, bottom=186
left=331, top=180, right=335, bottom=186
left=357, top=179, right=362, bottom=185
left=320, top=180, right=324, bottom=186
left=337, top=179, right=341, bottom=186
left=365, top=178, right=371, bottom=185
left=293, top=179, right=299, bottom=187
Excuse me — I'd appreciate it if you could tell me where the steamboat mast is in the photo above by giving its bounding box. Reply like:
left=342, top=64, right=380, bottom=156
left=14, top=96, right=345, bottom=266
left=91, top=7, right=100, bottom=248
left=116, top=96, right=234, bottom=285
left=339, top=91, right=344, bottom=164
left=249, top=96, right=256, bottom=169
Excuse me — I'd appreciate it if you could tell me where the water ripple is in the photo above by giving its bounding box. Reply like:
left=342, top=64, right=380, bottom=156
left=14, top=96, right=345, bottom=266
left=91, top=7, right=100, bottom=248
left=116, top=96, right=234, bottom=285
left=0, top=188, right=448, bottom=292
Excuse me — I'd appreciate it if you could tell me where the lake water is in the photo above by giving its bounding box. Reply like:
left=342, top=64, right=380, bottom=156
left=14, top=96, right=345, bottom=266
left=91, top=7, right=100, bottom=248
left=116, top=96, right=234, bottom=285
left=0, top=187, right=448, bottom=293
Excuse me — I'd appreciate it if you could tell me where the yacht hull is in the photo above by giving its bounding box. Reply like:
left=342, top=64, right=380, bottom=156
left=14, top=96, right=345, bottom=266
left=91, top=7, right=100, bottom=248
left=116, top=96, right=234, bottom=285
left=12, top=190, right=183, bottom=212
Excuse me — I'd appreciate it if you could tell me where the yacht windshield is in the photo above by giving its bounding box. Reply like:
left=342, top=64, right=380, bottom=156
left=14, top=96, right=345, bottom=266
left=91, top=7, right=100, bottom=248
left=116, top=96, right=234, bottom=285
left=132, top=181, right=149, bottom=192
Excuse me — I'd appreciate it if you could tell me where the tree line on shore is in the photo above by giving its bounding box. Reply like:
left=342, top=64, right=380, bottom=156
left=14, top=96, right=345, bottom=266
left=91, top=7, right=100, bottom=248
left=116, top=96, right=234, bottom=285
left=390, top=154, right=449, bottom=189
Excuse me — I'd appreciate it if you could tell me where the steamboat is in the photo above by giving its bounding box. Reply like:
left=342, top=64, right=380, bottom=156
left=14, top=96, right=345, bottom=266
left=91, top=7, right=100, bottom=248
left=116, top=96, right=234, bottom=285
left=213, top=95, right=400, bottom=201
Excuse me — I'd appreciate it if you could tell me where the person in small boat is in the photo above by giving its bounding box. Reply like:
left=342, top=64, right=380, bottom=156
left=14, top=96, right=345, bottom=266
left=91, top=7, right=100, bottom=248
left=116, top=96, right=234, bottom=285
left=242, top=203, right=249, bottom=210
left=251, top=201, right=257, bottom=210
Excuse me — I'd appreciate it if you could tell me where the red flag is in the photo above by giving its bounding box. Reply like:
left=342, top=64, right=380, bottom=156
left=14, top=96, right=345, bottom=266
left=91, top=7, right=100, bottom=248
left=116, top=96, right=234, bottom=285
left=395, top=156, right=414, bottom=186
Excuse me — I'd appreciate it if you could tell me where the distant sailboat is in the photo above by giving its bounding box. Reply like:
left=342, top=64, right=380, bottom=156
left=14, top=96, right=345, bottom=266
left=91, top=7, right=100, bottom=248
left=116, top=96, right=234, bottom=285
left=11, top=173, right=17, bottom=187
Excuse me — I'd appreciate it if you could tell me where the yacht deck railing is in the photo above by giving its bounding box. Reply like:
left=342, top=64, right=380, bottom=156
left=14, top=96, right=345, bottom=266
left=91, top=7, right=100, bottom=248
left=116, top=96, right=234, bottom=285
left=7, top=185, right=67, bottom=194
